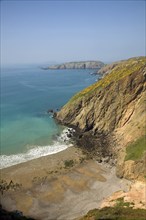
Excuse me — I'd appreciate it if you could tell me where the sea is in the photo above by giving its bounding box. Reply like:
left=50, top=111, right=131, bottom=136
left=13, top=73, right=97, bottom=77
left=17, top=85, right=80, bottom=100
left=0, top=65, right=100, bottom=169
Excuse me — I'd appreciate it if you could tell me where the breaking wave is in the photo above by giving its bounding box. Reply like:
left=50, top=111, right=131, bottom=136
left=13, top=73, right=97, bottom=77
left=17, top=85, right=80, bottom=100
left=0, top=128, right=74, bottom=169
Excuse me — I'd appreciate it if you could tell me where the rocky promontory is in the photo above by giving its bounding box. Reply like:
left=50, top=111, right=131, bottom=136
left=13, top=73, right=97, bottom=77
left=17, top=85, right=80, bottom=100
left=96, top=57, right=145, bottom=76
left=56, top=56, right=146, bottom=180
left=97, top=60, right=124, bottom=75
left=46, top=60, right=104, bottom=70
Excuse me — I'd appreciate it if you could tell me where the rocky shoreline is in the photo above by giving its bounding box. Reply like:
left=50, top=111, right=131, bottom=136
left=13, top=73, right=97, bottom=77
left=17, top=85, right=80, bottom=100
left=54, top=118, right=117, bottom=166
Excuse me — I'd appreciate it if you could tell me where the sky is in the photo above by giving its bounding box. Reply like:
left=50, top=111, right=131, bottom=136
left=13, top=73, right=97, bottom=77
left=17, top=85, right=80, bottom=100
left=1, top=0, right=145, bottom=65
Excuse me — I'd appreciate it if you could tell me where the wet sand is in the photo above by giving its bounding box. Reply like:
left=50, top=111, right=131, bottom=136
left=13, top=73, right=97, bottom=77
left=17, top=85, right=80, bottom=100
left=0, top=146, right=131, bottom=220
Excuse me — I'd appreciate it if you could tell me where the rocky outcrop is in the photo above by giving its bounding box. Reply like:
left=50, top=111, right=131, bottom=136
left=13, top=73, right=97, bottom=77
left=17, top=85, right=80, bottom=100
left=97, top=61, right=123, bottom=75
left=55, top=56, right=146, bottom=179
left=97, top=57, right=144, bottom=75
left=47, top=61, right=104, bottom=69
left=116, top=153, right=146, bottom=181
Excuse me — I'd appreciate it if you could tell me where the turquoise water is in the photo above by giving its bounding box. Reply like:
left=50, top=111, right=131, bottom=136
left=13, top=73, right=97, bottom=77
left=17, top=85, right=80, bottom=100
left=0, top=66, right=98, bottom=168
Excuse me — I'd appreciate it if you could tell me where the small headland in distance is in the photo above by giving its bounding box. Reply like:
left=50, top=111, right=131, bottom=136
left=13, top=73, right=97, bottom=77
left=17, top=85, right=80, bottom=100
left=40, top=60, right=105, bottom=70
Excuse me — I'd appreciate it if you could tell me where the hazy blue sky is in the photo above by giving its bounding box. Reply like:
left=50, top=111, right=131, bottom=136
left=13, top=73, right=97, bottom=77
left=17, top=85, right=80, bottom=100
left=1, top=0, right=145, bottom=65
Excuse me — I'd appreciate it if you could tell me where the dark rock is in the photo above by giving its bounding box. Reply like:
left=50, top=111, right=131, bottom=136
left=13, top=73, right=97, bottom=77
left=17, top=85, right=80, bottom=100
left=98, top=158, right=102, bottom=163
left=67, top=133, right=72, bottom=138
left=53, top=112, right=57, bottom=117
left=103, top=157, right=110, bottom=163
left=47, top=109, right=54, bottom=113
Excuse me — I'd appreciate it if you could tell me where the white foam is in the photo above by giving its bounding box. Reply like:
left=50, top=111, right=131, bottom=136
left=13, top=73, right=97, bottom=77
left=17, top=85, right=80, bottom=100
left=57, top=127, right=75, bottom=142
left=0, top=128, right=74, bottom=169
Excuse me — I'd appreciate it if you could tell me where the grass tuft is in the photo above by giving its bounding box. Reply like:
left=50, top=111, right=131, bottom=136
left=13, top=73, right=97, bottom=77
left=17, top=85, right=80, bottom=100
left=64, top=159, right=75, bottom=168
left=125, top=136, right=146, bottom=161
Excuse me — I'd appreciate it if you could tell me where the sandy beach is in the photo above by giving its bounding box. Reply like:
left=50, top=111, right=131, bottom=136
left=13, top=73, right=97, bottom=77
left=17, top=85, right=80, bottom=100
left=0, top=146, right=132, bottom=220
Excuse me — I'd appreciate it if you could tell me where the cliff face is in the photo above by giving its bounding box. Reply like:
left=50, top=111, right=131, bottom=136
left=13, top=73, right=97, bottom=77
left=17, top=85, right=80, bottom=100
left=47, top=61, right=104, bottom=69
left=56, top=57, right=146, bottom=180
left=97, top=61, right=124, bottom=75
left=56, top=57, right=145, bottom=133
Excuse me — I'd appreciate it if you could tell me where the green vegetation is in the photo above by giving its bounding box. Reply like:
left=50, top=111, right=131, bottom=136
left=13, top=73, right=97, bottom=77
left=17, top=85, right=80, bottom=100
left=0, top=204, right=35, bottom=220
left=80, top=207, right=146, bottom=220
left=125, top=136, right=146, bottom=161
left=80, top=197, right=146, bottom=219
left=0, top=179, right=22, bottom=194
left=115, top=197, right=134, bottom=208
left=64, top=159, right=75, bottom=168
left=32, top=176, right=48, bottom=184
left=67, top=57, right=146, bottom=104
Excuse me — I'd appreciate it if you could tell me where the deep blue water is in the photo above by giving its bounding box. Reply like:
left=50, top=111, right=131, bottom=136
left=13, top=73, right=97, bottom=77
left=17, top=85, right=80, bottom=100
left=0, top=66, right=99, bottom=168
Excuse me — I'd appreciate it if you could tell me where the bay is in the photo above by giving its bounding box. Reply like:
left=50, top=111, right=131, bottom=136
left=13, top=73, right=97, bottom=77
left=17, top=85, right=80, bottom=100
left=0, top=65, right=99, bottom=168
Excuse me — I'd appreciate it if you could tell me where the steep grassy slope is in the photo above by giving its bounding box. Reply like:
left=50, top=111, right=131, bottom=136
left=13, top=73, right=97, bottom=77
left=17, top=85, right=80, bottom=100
left=56, top=56, right=146, bottom=180
left=68, top=57, right=145, bottom=102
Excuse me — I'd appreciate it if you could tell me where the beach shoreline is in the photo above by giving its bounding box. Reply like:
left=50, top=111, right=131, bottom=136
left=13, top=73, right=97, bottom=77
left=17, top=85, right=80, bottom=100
left=0, top=146, right=84, bottom=188
left=0, top=146, right=133, bottom=220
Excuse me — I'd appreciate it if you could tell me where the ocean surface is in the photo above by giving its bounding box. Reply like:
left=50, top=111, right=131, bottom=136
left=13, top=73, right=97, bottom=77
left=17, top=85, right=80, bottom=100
left=0, top=65, right=100, bottom=168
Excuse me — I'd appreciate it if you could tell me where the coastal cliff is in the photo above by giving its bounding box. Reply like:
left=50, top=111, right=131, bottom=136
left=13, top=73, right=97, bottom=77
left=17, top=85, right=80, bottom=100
left=97, top=60, right=124, bottom=75
left=56, top=56, right=146, bottom=180
left=46, top=60, right=104, bottom=69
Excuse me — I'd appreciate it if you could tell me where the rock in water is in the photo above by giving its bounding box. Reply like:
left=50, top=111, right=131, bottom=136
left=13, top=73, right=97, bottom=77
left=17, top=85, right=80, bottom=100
left=47, top=109, right=54, bottom=113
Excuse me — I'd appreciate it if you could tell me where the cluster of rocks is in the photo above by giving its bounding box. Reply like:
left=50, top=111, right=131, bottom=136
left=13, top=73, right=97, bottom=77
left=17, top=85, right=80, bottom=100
left=57, top=128, right=75, bottom=143
left=65, top=128, right=75, bottom=138
left=0, top=180, right=22, bottom=195
left=70, top=128, right=117, bottom=167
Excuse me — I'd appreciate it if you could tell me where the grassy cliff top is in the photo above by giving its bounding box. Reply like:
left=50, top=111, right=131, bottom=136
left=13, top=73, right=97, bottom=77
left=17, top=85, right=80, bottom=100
left=68, top=56, right=146, bottom=104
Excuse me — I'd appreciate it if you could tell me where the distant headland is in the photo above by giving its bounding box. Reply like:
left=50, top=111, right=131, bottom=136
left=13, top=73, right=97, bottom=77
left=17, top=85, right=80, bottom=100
left=41, top=60, right=104, bottom=70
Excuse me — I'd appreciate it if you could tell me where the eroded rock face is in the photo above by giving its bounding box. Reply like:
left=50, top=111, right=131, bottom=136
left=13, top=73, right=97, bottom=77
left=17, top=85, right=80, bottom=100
left=116, top=152, right=146, bottom=181
left=55, top=57, right=146, bottom=180
left=56, top=58, right=145, bottom=134
left=97, top=62, right=121, bottom=75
